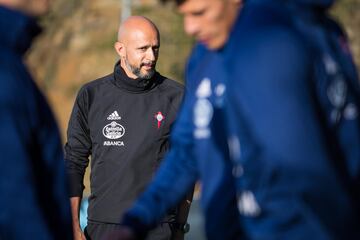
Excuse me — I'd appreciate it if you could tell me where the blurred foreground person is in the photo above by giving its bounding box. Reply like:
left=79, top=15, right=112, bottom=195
left=225, top=0, right=360, bottom=238
left=110, top=0, right=360, bottom=239
left=64, top=16, right=189, bottom=240
left=0, top=0, right=72, bottom=239
left=108, top=0, right=243, bottom=239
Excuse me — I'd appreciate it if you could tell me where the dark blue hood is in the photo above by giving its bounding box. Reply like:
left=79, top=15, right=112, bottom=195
left=249, top=0, right=335, bottom=10
left=0, top=6, right=41, bottom=55
left=291, top=0, right=335, bottom=9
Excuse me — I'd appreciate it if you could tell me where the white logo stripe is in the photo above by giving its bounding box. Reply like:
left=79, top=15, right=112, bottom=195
left=107, top=111, right=121, bottom=120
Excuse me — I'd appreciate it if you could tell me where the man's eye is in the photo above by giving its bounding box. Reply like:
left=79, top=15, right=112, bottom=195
left=192, top=10, right=205, bottom=16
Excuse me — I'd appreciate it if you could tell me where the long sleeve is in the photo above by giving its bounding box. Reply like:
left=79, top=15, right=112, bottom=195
left=64, top=87, right=92, bottom=197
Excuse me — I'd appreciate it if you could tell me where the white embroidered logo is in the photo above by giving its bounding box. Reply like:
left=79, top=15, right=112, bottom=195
left=196, top=78, right=212, bottom=98
left=107, top=111, right=121, bottom=120
left=237, top=191, right=261, bottom=217
left=327, top=78, right=348, bottom=123
left=323, top=54, right=338, bottom=75
left=102, top=121, right=125, bottom=139
left=194, top=78, right=214, bottom=139
left=344, top=103, right=358, bottom=120
left=327, top=79, right=347, bottom=108
left=215, top=83, right=226, bottom=97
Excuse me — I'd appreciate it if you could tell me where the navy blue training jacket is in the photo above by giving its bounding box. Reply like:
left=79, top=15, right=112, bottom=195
left=0, top=6, right=72, bottom=239
left=225, top=0, right=360, bottom=239
left=123, top=0, right=360, bottom=239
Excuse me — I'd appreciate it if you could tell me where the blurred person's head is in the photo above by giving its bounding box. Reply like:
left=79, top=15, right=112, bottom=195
left=162, top=0, right=242, bottom=50
left=114, top=16, right=160, bottom=79
left=0, top=0, right=50, bottom=17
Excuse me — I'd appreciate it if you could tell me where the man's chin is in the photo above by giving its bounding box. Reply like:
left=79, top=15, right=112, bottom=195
left=140, top=70, right=155, bottom=79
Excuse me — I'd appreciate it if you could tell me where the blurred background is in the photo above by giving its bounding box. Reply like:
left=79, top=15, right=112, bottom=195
left=27, top=0, right=360, bottom=146
left=25, top=0, right=360, bottom=239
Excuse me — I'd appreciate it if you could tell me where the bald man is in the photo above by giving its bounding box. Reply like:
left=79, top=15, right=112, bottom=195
left=64, top=16, right=186, bottom=240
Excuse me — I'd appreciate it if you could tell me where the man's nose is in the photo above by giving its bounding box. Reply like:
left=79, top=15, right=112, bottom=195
left=146, top=48, right=156, bottom=61
left=184, top=16, right=199, bottom=37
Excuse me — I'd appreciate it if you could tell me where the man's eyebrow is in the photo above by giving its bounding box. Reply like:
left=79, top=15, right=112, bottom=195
left=136, top=44, right=160, bottom=49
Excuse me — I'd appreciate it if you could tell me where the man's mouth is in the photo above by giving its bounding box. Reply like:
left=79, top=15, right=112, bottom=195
left=142, top=63, right=155, bottom=70
left=198, top=38, right=210, bottom=46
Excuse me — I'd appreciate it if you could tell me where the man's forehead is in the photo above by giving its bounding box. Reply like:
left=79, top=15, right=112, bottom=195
left=126, top=33, right=159, bottom=48
left=178, top=0, right=219, bottom=14
left=130, top=28, right=158, bottom=39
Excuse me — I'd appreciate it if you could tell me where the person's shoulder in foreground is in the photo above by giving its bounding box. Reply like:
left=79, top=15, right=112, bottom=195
left=225, top=0, right=360, bottom=239
left=0, top=1, right=72, bottom=239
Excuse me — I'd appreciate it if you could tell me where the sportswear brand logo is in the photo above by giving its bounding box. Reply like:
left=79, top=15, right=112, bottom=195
left=107, top=111, right=121, bottom=120
left=155, top=112, right=165, bottom=129
left=102, top=121, right=125, bottom=139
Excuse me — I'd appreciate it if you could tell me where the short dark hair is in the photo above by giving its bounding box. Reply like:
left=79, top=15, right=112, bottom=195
left=160, top=0, right=186, bottom=5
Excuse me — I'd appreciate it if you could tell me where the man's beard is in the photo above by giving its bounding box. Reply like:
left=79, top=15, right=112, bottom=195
left=125, top=59, right=155, bottom=79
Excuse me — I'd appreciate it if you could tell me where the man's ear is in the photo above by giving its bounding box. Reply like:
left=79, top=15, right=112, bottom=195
left=232, top=0, right=243, bottom=7
left=114, top=42, right=125, bottom=58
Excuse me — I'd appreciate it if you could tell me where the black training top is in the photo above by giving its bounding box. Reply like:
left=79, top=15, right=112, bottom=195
left=65, top=61, right=184, bottom=223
